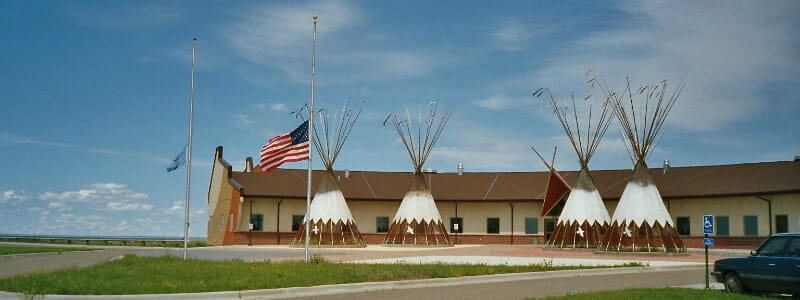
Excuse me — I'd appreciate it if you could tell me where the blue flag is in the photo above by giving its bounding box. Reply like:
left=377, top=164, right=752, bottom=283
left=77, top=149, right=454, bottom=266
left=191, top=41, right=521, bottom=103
left=167, top=145, right=187, bottom=172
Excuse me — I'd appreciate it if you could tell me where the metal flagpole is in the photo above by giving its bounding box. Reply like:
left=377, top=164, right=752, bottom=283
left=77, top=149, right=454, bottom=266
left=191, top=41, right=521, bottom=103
left=305, top=16, right=317, bottom=262
left=183, top=38, right=197, bottom=260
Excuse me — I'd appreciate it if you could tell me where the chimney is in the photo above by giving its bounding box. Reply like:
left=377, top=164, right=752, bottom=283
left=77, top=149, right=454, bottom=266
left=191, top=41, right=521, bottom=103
left=245, top=157, right=254, bottom=172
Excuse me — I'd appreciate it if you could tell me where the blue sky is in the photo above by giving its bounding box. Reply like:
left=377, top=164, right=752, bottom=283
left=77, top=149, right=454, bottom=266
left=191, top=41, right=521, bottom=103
left=1, top=1, right=798, bottom=237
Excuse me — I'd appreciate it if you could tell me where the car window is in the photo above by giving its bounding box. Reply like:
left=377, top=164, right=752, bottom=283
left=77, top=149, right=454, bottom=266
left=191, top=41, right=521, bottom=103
left=788, top=238, right=800, bottom=258
left=758, top=236, right=788, bottom=257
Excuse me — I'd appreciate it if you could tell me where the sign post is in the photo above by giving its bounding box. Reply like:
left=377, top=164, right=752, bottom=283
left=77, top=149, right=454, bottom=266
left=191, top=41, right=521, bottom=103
left=703, top=214, right=714, bottom=289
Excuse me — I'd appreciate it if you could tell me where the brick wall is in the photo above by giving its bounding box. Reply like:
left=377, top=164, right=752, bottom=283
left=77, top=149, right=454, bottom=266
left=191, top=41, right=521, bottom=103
left=229, top=232, right=545, bottom=245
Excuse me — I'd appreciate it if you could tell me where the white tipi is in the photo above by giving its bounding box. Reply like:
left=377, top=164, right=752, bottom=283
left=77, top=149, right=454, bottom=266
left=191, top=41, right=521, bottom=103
left=599, top=77, right=686, bottom=252
left=533, top=77, right=613, bottom=248
left=291, top=101, right=366, bottom=247
left=383, top=103, right=453, bottom=246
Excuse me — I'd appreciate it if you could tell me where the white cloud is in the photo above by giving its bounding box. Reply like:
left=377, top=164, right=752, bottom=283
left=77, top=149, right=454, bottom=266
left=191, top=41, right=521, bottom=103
left=107, top=202, right=154, bottom=212
left=473, top=94, right=529, bottom=111
left=67, top=3, right=183, bottom=30
left=489, top=18, right=549, bottom=51
left=534, top=0, right=800, bottom=132
left=37, top=183, right=151, bottom=212
left=232, top=113, right=256, bottom=127
left=221, top=2, right=445, bottom=84
left=1, top=190, right=29, bottom=203
left=270, top=102, right=289, bottom=111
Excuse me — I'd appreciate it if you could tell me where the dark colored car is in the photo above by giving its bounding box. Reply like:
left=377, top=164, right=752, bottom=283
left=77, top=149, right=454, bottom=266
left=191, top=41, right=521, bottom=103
left=711, top=232, right=800, bottom=296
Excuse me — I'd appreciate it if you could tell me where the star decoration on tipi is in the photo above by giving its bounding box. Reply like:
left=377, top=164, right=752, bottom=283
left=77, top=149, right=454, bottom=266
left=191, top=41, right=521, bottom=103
left=623, top=227, right=632, bottom=237
left=406, top=225, right=414, bottom=235
left=576, top=227, right=585, bottom=238
left=312, top=225, right=320, bottom=235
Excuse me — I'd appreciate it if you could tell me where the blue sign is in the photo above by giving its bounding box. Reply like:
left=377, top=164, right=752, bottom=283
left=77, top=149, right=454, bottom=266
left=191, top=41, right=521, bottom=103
left=703, top=215, right=714, bottom=234
left=703, top=237, right=715, bottom=246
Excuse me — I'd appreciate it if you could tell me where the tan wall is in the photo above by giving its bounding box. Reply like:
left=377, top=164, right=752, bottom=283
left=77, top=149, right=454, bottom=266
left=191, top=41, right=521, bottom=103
left=242, top=197, right=307, bottom=233
left=223, top=191, right=800, bottom=244
left=667, top=193, right=800, bottom=236
left=349, top=200, right=400, bottom=233
left=206, top=159, right=233, bottom=246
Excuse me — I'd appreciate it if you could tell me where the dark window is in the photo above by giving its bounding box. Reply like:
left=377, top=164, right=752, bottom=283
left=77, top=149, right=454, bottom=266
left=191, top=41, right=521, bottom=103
left=744, top=215, right=758, bottom=236
left=250, top=214, right=263, bottom=231
left=524, top=218, right=539, bottom=234
left=676, top=217, right=690, bottom=235
left=544, top=219, right=556, bottom=241
left=450, top=217, right=463, bottom=233
left=776, top=215, right=789, bottom=233
left=758, top=236, right=789, bottom=257
left=716, top=216, right=730, bottom=236
left=487, top=218, right=500, bottom=234
left=376, top=217, right=389, bottom=233
left=291, top=215, right=304, bottom=232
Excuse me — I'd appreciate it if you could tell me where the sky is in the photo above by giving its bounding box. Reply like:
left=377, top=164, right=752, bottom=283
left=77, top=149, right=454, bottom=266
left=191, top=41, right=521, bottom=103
left=1, top=1, right=798, bottom=238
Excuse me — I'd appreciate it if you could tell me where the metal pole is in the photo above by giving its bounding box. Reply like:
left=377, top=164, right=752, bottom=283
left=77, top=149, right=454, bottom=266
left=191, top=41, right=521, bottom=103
left=704, top=233, right=709, bottom=289
left=183, top=37, right=196, bottom=260
left=305, top=16, right=318, bottom=262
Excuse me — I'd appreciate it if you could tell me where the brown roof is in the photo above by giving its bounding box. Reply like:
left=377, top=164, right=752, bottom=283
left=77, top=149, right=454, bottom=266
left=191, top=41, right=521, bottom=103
left=228, top=160, right=800, bottom=202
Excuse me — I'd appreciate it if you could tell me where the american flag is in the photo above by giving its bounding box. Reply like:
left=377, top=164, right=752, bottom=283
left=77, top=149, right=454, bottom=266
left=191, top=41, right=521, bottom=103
left=259, top=121, right=310, bottom=173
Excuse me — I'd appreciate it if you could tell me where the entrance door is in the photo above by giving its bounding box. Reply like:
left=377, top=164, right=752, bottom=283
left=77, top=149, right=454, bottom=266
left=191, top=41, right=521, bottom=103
left=544, top=218, right=556, bottom=241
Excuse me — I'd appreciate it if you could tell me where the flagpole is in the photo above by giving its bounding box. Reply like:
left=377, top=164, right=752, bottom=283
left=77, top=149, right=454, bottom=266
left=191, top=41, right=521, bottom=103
left=183, top=37, right=197, bottom=260
left=304, top=16, right=318, bottom=262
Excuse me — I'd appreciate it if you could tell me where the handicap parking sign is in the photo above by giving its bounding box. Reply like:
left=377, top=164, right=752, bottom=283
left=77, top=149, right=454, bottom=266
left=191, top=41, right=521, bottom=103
left=703, top=215, right=714, bottom=234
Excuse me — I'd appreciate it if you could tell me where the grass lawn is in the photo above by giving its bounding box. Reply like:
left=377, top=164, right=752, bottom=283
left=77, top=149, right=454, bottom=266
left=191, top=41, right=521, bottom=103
left=539, top=288, right=775, bottom=300
left=0, top=246, right=92, bottom=256
left=0, top=255, right=638, bottom=295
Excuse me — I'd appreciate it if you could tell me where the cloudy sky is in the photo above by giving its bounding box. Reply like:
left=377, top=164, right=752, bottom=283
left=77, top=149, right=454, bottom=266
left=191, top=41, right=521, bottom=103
left=1, top=1, right=798, bottom=237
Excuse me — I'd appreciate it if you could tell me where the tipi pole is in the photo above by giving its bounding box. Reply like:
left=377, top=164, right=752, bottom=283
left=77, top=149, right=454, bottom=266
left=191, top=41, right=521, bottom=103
left=305, top=16, right=318, bottom=262
left=183, top=37, right=197, bottom=260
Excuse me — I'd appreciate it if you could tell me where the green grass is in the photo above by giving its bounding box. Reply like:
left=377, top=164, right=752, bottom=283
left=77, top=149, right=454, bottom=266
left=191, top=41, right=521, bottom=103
left=0, top=255, right=634, bottom=295
left=0, top=246, right=91, bottom=256
left=539, top=288, right=773, bottom=300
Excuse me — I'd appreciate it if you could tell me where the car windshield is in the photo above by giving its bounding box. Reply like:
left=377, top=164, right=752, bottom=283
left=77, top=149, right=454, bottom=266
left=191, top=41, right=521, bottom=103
left=757, top=236, right=788, bottom=257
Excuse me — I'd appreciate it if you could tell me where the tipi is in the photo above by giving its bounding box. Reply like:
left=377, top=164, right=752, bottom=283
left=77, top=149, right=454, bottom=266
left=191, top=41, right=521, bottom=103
left=599, top=78, right=687, bottom=252
left=383, top=103, right=453, bottom=246
left=291, top=101, right=366, bottom=247
left=533, top=78, right=613, bottom=248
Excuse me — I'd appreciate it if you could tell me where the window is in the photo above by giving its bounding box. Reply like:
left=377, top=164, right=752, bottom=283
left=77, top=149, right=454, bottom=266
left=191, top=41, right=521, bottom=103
left=250, top=214, right=263, bottom=231
left=758, top=236, right=789, bottom=257
left=744, top=215, right=758, bottom=236
left=525, top=218, right=539, bottom=234
left=716, top=216, right=730, bottom=236
left=776, top=215, right=789, bottom=233
left=450, top=217, right=463, bottom=233
left=676, top=217, right=690, bottom=235
left=376, top=217, right=389, bottom=233
left=292, top=215, right=304, bottom=232
left=487, top=218, right=500, bottom=234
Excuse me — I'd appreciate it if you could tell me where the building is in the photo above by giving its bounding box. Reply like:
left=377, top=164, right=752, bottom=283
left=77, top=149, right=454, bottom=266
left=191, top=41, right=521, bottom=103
left=207, top=146, right=800, bottom=248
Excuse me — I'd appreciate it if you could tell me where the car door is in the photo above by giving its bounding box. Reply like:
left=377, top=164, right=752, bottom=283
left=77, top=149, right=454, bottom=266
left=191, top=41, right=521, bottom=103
left=775, top=237, right=800, bottom=294
left=744, top=236, right=788, bottom=292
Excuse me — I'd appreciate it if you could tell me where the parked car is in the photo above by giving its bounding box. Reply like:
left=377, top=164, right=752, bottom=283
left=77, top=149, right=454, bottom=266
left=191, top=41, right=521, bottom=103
left=711, top=232, right=800, bottom=296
